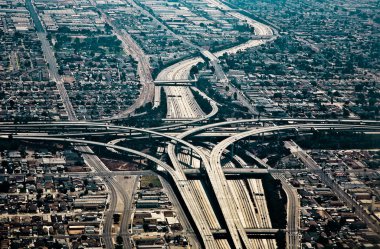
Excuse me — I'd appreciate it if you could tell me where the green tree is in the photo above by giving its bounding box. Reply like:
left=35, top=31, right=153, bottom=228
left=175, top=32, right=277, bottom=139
left=116, top=235, right=123, bottom=245
left=233, top=92, right=238, bottom=100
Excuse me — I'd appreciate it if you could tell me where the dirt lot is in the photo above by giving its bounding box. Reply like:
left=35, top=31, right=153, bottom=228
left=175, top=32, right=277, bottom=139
left=140, top=175, right=162, bottom=189
left=100, top=157, right=141, bottom=171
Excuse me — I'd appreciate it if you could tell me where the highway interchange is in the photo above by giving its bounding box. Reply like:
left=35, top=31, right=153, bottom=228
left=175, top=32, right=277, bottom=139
left=10, top=0, right=380, bottom=248
left=2, top=120, right=380, bottom=248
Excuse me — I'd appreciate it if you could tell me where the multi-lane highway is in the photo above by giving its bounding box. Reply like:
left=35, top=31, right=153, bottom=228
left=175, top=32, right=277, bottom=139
left=172, top=119, right=380, bottom=248
left=154, top=0, right=276, bottom=120
left=19, top=1, right=380, bottom=249
left=209, top=123, right=380, bottom=248
left=3, top=121, right=380, bottom=249
left=252, top=154, right=300, bottom=249
left=2, top=135, right=221, bottom=248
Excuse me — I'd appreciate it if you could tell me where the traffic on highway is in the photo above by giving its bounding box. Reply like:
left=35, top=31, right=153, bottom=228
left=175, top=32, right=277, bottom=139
left=1, top=0, right=379, bottom=248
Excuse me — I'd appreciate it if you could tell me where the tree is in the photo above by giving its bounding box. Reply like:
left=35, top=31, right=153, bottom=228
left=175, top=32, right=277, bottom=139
left=116, top=235, right=123, bottom=245
left=233, top=92, right=238, bottom=100
left=0, top=181, right=10, bottom=193
left=273, top=92, right=282, bottom=99
left=355, top=84, right=364, bottom=92
left=343, top=108, right=350, bottom=117
left=369, top=98, right=377, bottom=106
left=104, top=23, right=113, bottom=32
left=325, top=219, right=341, bottom=234
left=275, top=230, right=286, bottom=249
left=9, top=99, right=15, bottom=108
left=357, top=93, right=366, bottom=104
left=190, top=65, right=199, bottom=77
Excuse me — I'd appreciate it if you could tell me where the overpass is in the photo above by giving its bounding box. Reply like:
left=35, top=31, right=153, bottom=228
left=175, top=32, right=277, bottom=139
left=0, top=168, right=267, bottom=178
left=154, top=79, right=197, bottom=86
left=4, top=135, right=274, bottom=249
left=170, top=122, right=380, bottom=249
left=174, top=120, right=380, bottom=249
left=3, top=166, right=371, bottom=181
left=251, top=35, right=275, bottom=40
left=208, top=123, right=380, bottom=248
left=0, top=135, right=221, bottom=248
left=1, top=117, right=379, bottom=136
left=183, top=168, right=269, bottom=177
left=2, top=120, right=380, bottom=249
left=212, top=228, right=280, bottom=236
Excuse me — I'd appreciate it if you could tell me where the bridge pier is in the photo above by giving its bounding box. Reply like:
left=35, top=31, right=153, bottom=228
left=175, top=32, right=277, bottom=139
left=189, top=148, right=193, bottom=166
left=276, top=130, right=282, bottom=141
left=260, top=132, right=264, bottom=143
left=161, top=142, right=167, bottom=153
left=230, top=143, right=234, bottom=158
left=211, top=228, right=280, bottom=239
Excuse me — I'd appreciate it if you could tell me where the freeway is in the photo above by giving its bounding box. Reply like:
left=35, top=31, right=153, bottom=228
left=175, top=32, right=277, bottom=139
left=6, top=167, right=343, bottom=178
left=2, top=135, right=220, bottom=248
left=178, top=145, right=272, bottom=247
left=122, top=0, right=204, bottom=114
left=169, top=144, right=254, bottom=247
left=0, top=123, right=272, bottom=247
left=165, top=86, right=205, bottom=119
left=24, top=0, right=276, bottom=244
left=247, top=153, right=300, bottom=249
left=197, top=144, right=276, bottom=248
left=19, top=3, right=380, bottom=246
left=154, top=0, right=275, bottom=121
left=1, top=121, right=218, bottom=247
left=23, top=0, right=287, bottom=248
left=27, top=0, right=270, bottom=129
left=209, top=123, right=380, bottom=248
left=4, top=136, right=273, bottom=248
left=3, top=122, right=296, bottom=248
left=164, top=137, right=253, bottom=247
left=3, top=120, right=380, bottom=248
left=171, top=117, right=380, bottom=137
left=150, top=86, right=219, bottom=131
left=159, top=175, right=201, bottom=248
left=1, top=117, right=379, bottom=135
left=205, top=0, right=276, bottom=115
left=280, top=173, right=300, bottom=249
left=7, top=123, right=380, bottom=139
left=0, top=122, right=210, bottom=161
left=1, top=117, right=379, bottom=131
left=172, top=119, right=380, bottom=248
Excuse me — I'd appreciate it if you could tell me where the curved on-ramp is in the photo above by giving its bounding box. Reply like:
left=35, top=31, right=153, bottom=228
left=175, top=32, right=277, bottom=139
left=174, top=119, right=380, bottom=249
left=209, top=123, right=380, bottom=249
